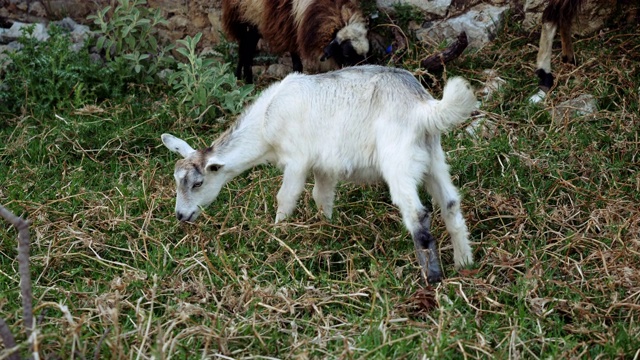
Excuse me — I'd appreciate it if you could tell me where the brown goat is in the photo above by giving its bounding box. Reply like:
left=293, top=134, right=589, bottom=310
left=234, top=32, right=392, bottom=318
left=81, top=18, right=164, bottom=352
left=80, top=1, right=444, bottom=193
left=222, top=0, right=369, bottom=83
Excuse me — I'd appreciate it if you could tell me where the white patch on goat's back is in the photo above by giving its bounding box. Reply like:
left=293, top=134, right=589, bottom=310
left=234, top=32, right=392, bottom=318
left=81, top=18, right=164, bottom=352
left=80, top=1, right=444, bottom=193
left=239, top=0, right=267, bottom=25
left=292, top=0, right=314, bottom=26
left=336, top=21, right=369, bottom=55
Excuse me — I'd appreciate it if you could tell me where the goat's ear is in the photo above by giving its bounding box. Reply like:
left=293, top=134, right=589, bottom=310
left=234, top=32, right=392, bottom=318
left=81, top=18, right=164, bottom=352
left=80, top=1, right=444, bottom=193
left=205, top=157, right=224, bottom=172
left=161, top=133, right=195, bottom=158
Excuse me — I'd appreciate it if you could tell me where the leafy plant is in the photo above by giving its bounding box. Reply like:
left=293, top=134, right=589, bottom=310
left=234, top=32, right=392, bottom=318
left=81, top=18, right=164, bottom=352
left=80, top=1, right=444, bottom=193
left=391, top=3, right=425, bottom=31
left=88, top=0, right=174, bottom=83
left=0, top=25, right=122, bottom=114
left=168, top=33, right=254, bottom=120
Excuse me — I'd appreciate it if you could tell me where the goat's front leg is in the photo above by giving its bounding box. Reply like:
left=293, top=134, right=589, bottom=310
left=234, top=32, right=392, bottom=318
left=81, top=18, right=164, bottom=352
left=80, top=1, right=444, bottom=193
left=535, top=21, right=558, bottom=93
left=275, top=165, right=308, bottom=223
left=236, top=25, right=260, bottom=84
left=291, top=53, right=303, bottom=73
left=312, top=170, right=338, bottom=219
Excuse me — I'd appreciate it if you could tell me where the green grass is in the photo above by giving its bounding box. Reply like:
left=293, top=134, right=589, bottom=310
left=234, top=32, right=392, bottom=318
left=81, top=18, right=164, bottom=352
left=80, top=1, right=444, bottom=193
left=1, top=16, right=640, bottom=360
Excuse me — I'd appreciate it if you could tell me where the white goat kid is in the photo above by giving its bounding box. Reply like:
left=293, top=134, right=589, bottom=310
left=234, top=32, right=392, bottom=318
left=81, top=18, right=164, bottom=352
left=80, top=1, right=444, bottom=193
left=162, top=65, right=476, bottom=283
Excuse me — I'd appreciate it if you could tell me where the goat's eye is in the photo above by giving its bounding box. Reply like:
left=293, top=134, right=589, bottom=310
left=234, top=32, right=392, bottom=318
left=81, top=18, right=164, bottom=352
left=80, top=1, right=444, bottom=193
left=193, top=181, right=203, bottom=189
left=208, top=164, right=222, bottom=172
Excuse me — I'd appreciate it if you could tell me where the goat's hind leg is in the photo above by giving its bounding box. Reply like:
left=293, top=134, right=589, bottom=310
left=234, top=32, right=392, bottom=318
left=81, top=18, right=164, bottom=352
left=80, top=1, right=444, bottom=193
left=559, top=19, right=576, bottom=65
left=424, top=170, right=473, bottom=270
left=385, top=175, right=443, bottom=283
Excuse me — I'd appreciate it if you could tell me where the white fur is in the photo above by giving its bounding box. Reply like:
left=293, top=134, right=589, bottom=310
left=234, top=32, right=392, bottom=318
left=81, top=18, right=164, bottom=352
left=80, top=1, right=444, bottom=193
left=536, top=21, right=558, bottom=74
left=162, top=65, right=476, bottom=273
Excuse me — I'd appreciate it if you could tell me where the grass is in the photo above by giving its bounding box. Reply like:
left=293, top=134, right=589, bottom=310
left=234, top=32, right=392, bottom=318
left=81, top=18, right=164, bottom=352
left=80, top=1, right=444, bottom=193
left=1, top=16, right=640, bottom=359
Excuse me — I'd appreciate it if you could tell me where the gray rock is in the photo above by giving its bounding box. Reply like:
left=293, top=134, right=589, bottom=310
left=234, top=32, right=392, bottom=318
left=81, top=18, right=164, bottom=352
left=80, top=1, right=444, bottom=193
left=28, top=1, right=48, bottom=17
left=550, top=94, right=597, bottom=123
left=377, top=0, right=452, bottom=17
left=416, top=3, right=509, bottom=48
left=477, top=69, right=506, bottom=102
left=52, top=17, right=92, bottom=45
left=0, top=21, right=49, bottom=43
left=265, top=64, right=290, bottom=78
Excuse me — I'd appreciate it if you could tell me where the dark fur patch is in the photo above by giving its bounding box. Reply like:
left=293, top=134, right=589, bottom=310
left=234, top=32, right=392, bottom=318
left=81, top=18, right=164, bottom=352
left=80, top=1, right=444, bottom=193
left=446, top=200, right=457, bottom=211
left=536, top=68, right=555, bottom=92
left=561, top=54, right=577, bottom=65
left=542, top=0, right=585, bottom=25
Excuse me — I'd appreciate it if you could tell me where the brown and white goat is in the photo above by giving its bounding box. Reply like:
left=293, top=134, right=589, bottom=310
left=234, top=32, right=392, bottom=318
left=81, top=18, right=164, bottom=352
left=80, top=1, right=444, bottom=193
left=222, top=0, right=369, bottom=83
left=533, top=0, right=637, bottom=100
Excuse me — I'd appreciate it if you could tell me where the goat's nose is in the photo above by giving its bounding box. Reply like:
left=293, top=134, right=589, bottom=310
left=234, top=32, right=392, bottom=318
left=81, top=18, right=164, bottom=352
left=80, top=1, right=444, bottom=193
left=176, top=212, right=185, bottom=221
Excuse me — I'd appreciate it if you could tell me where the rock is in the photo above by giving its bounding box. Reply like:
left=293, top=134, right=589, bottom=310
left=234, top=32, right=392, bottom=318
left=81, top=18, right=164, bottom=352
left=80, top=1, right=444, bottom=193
left=192, top=14, right=208, bottom=29
left=377, top=0, right=452, bottom=17
left=477, top=69, right=506, bottom=101
left=416, top=3, right=509, bottom=48
left=168, top=15, right=190, bottom=30
left=28, top=1, right=47, bottom=18
left=0, top=21, right=49, bottom=42
left=265, top=63, right=291, bottom=78
left=523, top=0, right=617, bottom=35
left=0, top=44, right=16, bottom=76
left=15, top=1, right=28, bottom=12
left=465, top=116, right=498, bottom=140
left=550, top=94, right=597, bottom=123
left=52, top=17, right=92, bottom=44
left=207, top=9, right=223, bottom=43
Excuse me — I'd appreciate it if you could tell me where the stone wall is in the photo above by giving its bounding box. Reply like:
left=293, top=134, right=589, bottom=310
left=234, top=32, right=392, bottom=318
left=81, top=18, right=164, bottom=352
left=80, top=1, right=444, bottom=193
left=0, top=0, right=224, bottom=47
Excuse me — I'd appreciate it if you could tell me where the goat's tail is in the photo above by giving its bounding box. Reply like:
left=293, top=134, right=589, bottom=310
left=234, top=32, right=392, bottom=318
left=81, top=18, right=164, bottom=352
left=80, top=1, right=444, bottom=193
left=422, top=77, right=477, bottom=134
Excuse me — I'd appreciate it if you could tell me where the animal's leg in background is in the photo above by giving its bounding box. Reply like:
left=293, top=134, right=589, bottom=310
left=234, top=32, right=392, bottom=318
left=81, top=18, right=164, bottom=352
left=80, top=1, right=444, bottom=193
left=559, top=20, right=576, bottom=65
left=424, top=171, right=473, bottom=270
left=291, top=53, right=303, bottom=73
left=237, top=24, right=260, bottom=84
left=275, top=164, right=309, bottom=223
left=312, top=170, right=338, bottom=219
left=385, top=174, right=443, bottom=283
left=536, top=21, right=558, bottom=92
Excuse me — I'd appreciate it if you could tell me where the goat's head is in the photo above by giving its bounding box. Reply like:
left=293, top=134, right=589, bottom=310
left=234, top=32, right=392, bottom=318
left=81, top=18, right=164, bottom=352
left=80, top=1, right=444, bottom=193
left=320, top=9, right=369, bottom=66
left=161, top=133, right=228, bottom=222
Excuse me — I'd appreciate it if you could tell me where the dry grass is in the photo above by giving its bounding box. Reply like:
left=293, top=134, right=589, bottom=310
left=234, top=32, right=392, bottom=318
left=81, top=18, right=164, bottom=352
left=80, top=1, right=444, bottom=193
left=1, top=15, right=640, bottom=359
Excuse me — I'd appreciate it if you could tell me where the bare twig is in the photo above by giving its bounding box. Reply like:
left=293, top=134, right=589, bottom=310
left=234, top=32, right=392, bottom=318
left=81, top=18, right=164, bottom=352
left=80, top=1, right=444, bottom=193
left=0, top=204, right=34, bottom=360
left=420, top=31, right=469, bottom=73
left=0, top=317, right=20, bottom=360
left=93, top=327, right=111, bottom=360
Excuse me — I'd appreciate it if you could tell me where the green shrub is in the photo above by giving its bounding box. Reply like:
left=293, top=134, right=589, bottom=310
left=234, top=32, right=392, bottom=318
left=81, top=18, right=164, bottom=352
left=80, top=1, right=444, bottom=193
left=168, top=33, right=254, bottom=120
left=0, top=25, right=123, bottom=115
left=87, top=0, right=174, bottom=84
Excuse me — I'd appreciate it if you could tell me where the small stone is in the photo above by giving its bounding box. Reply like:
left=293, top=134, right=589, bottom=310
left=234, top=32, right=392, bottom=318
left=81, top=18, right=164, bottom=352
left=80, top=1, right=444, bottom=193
left=550, top=94, right=597, bottom=124
left=28, top=1, right=47, bottom=17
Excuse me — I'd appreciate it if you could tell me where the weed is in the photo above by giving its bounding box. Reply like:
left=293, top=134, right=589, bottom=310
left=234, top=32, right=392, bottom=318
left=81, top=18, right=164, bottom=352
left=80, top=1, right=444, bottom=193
left=168, top=33, right=254, bottom=120
left=88, top=0, right=175, bottom=84
left=0, top=25, right=122, bottom=115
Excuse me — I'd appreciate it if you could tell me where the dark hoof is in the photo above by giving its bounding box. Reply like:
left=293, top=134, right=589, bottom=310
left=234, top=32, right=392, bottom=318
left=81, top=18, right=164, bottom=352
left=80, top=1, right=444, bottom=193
left=427, top=270, right=443, bottom=284
left=561, top=55, right=577, bottom=65
left=535, top=68, right=554, bottom=93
